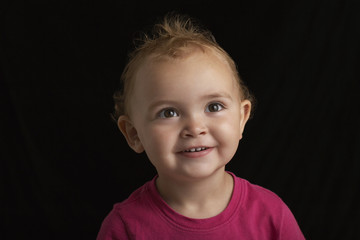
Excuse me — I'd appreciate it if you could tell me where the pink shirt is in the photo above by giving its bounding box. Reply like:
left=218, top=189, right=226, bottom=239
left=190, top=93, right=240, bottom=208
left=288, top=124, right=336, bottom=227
left=97, top=172, right=305, bottom=240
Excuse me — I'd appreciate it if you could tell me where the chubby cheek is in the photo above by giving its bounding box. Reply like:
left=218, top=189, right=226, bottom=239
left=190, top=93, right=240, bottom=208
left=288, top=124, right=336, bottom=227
left=212, top=117, right=241, bottom=154
left=140, top=125, right=176, bottom=162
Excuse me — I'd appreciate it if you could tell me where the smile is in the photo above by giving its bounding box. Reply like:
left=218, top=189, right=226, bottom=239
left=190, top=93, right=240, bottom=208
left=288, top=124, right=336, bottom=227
left=183, top=147, right=209, bottom=152
left=179, top=147, right=213, bottom=158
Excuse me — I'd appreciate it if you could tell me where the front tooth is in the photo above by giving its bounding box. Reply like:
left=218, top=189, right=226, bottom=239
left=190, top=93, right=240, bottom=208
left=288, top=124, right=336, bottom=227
left=190, top=148, right=196, bottom=152
left=196, top=148, right=202, bottom=152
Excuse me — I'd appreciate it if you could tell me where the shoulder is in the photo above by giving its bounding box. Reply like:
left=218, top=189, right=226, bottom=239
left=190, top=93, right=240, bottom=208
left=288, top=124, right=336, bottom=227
left=233, top=176, right=305, bottom=239
left=114, top=182, right=151, bottom=210
left=110, top=179, right=156, bottom=221
left=236, top=176, right=286, bottom=211
left=96, top=180, right=154, bottom=240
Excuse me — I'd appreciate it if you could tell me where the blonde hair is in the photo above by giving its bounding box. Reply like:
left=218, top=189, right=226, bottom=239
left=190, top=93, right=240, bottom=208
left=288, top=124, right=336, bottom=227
left=113, top=13, right=255, bottom=120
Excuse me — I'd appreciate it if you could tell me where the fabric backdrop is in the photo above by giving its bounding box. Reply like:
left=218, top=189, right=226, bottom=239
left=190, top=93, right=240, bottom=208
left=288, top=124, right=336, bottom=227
left=1, top=1, right=359, bottom=239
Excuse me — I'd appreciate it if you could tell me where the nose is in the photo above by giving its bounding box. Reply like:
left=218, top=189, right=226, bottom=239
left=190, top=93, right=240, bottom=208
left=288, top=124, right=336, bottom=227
left=180, top=115, right=207, bottom=138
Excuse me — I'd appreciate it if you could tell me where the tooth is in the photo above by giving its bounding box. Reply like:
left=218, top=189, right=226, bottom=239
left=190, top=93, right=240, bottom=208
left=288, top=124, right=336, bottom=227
left=190, top=148, right=196, bottom=152
left=196, top=148, right=202, bottom=151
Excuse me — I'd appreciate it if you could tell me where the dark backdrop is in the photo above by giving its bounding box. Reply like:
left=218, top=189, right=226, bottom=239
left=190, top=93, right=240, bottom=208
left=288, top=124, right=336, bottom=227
left=2, top=1, right=359, bottom=239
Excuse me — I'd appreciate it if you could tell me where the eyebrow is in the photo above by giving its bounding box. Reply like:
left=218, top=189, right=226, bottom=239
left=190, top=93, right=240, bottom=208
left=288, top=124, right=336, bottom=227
left=148, top=92, right=233, bottom=111
left=148, top=100, right=178, bottom=112
left=202, top=92, right=233, bottom=101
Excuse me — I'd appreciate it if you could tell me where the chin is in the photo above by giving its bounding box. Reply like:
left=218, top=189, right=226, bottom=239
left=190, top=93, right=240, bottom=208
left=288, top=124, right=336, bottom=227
left=177, top=165, right=226, bottom=181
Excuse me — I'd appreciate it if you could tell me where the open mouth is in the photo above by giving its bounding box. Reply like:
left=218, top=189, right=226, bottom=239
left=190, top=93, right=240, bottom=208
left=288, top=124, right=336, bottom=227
left=183, top=147, right=209, bottom=153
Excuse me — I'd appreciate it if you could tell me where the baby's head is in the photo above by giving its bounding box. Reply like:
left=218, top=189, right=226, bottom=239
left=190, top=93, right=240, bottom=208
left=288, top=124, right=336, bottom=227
left=113, top=13, right=254, bottom=120
left=114, top=13, right=255, bottom=179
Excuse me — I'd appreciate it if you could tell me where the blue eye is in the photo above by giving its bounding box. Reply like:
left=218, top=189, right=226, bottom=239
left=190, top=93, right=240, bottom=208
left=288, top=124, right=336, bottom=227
left=205, top=103, right=224, bottom=112
left=158, top=108, right=179, bottom=118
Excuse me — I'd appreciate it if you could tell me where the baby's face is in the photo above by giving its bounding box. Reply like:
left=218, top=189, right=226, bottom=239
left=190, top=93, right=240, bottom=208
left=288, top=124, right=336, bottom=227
left=123, top=49, right=251, bottom=181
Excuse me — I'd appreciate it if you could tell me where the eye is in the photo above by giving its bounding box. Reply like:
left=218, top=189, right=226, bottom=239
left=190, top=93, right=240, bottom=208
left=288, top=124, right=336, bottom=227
left=158, top=108, right=179, bottom=118
left=205, top=102, right=224, bottom=112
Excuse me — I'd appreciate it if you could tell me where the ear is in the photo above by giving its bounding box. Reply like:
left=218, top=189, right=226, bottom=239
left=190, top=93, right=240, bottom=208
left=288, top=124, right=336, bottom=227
left=117, top=115, right=144, bottom=153
left=239, top=100, right=252, bottom=140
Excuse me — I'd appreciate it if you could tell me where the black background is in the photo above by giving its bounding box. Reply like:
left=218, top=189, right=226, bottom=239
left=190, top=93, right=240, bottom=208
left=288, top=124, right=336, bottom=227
left=2, top=0, right=359, bottom=239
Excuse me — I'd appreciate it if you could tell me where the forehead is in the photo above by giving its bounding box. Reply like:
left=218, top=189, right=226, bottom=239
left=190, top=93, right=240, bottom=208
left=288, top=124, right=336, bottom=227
left=136, top=48, right=235, bottom=85
left=131, top=49, right=240, bottom=103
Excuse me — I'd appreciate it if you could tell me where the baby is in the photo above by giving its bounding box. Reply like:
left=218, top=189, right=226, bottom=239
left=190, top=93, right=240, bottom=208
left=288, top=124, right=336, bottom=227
left=97, top=13, right=305, bottom=240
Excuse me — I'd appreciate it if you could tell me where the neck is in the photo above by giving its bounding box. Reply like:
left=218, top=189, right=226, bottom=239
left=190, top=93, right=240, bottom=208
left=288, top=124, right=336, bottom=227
left=155, top=170, right=234, bottom=219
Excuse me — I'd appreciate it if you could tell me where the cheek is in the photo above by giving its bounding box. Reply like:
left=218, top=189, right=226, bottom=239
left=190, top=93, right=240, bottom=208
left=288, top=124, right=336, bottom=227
left=216, top=120, right=241, bottom=156
left=213, top=116, right=241, bottom=140
left=142, top=125, right=175, bottom=154
left=142, top=126, right=178, bottom=169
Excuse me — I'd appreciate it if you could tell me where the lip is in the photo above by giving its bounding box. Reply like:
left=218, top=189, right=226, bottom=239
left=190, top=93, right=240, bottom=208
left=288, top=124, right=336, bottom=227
left=177, top=146, right=213, bottom=158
